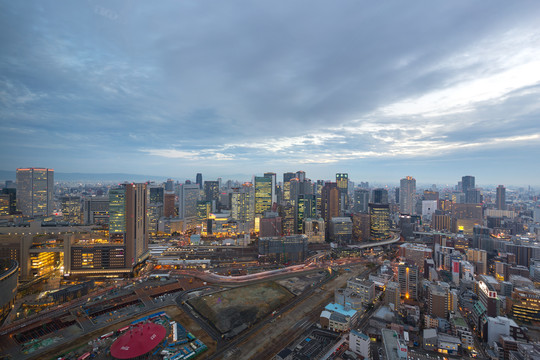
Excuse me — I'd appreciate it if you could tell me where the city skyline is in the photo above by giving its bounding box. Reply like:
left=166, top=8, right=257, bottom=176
left=2, top=2, right=540, bottom=185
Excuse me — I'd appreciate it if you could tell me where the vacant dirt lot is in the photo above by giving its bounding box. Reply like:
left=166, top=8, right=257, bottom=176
left=188, top=282, right=294, bottom=334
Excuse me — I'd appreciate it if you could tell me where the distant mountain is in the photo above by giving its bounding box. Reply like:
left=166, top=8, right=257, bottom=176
left=0, top=169, right=170, bottom=183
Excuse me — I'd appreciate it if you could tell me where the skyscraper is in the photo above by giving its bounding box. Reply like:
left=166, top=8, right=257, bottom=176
left=16, top=168, right=54, bottom=217
left=231, top=183, right=255, bottom=231
left=398, top=263, right=419, bottom=300
left=204, top=180, right=220, bottom=211
left=109, top=183, right=149, bottom=267
left=283, top=172, right=295, bottom=184
left=196, top=173, right=203, bottom=190
left=336, top=173, right=349, bottom=214
left=466, top=188, right=481, bottom=204
left=165, top=179, right=175, bottom=191
left=147, top=184, right=164, bottom=234
left=163, top=191, right=176, bottom=218
left=264, top=172, right=277, bottom=205
left=462, top=175, right=476, bottom=203
left=255, top=176, right=273, bottom=216
left=399, top=176, right=416, bottom=215
left=369, top=203, right=391, bottom=241
left=371, top=188, right=388, bottom=204
left=179, top=183, right=200, bottom=219
left=196, top=201, right=212, bottom=221
left=496, top=185, right=506, bottom=210
left=321, top=182, right=340, bottom=225
left=353, top=188, right=369, bottom=213
left=296, top=194, right=316, bottom=233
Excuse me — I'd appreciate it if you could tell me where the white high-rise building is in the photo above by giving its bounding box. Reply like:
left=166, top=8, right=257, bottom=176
left=399, top=176, right=416, bottom=215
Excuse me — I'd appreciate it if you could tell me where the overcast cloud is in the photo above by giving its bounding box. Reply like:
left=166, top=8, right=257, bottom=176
left=1, top=1, right=540, bottom=185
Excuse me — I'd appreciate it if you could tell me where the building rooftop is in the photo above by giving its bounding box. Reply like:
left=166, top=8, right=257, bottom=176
left=400, top=243, right=433, bottom=252
left=330, top=312, right=348, bottom=324
left=325, top=303, right=357, bottom=318
left=451, top=316, right=468, bottom=328
left=350, top=329, right=369, bottom=340
left=382, top=329, right=407, bottom=360
left=330, top=217, right=352, bottom=223
left=438, top=334, right=461, bottom=344
left=320, top=310, right=331, bottom=319
left=374, top=306, right=395, bottom=322
left=423, top=328, right=437, bottom=339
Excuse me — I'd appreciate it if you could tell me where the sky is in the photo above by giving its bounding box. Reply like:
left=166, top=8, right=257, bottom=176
left=1, top=1, right=540, bottom=186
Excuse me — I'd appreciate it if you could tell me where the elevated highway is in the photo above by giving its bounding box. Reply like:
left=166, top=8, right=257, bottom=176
left=346, top=231, right=401, bottom=249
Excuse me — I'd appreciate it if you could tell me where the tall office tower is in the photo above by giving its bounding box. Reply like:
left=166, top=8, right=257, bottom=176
left=263, top=172, right=277, bottom=205
left=399, top=176, right=416, bottom=215
left=196, top=173, right=203, bottom=190
left=149, top=185, right=164, bottom=204
left=204, top=180, right=220, bottom=211
left=290, top=178, right=314, bottom=200
left=398, top=263, right=419, bottom=300
left=282, top=180, right=291, bottom=204
left=147, top=185, right=164, bottom=233
left=109, top=183, right=149, bottom=268
left=296, top=171, right=306, bottom=182
left=231, top=183, right=255, bottom=231
left=296, top=194, right=316, bottom=233
left=163, top=191, right=176, bottom=217
left=371, top=188, right=388, bottom=204
left=394, top=187, right=400, bottom=204
left=466, top=188, right=481, bottom=204
left=179, top=183, right=200, bottom=219
left=255, top=176, right=273, bottom=216
left=321, top=182, right=340, bottom=226
left=316, top=180, right=324, bottom=215
left=462, top=175, right=475, bottom=202
left=283, top=172, right=295, bottom=184
left=16, top=168, right=54, bottom=217
left=196, top=201, right=212, bottom=221
left=369, top=203, right=391, bottom=241
left=61, top=196, right=81, bottom=223
left=353, top=188, right=369, bottom=213
left=496, top=185, right=506, bottom=210
left=281, top=202, right=295, bottom=235
left=165, top=179, right=175, bottom=191
left=336, top=173, right=349, bottom=214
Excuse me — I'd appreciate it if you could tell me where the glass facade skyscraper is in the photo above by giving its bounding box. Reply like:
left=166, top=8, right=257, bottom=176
left=369, top=203, right=390, bottom=241
left=255, top=176, right=273, bottom=216
left=109, top=187, right=126, bottom=237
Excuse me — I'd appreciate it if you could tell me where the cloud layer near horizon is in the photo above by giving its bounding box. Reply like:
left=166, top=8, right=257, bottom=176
left=1, top=1, right=540, bottom=185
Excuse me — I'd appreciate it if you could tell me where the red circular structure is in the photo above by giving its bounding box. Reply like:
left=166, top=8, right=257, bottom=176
left=110, top=323, right=167, bottom=359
